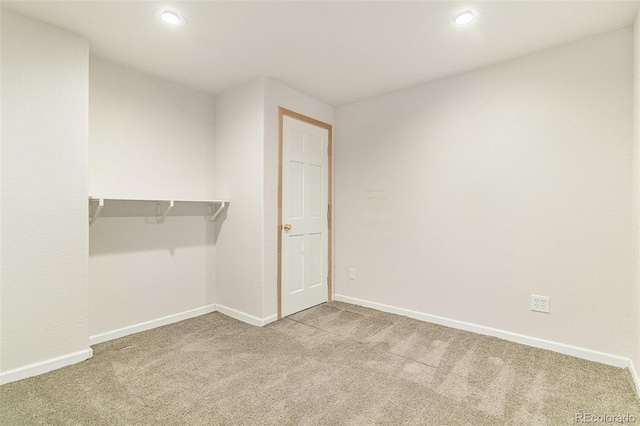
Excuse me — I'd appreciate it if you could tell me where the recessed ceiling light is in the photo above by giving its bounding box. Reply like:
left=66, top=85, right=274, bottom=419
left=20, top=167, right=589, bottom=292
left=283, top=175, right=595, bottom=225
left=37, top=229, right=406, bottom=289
left=155, top=9, right=186, bottom=27
left=450, top=10, right=476, bottom=27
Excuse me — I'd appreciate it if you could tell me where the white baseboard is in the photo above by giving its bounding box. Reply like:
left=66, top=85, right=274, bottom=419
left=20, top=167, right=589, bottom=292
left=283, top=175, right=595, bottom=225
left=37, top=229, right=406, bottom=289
left=3, top=298, right=636, bottom=397
left=215, top=304, right=277, bottom=327
left=263, top=314, right=278, bottom=326
left=90, top=304, right=216, bottom=345
left=629, top=359, right=640, bottom=398
left=0, top=348, right=93, bottom=386
left=1, top=303, right=276, bottom=386
left=334, top=294, right=631, bottom=369
left=90, top=304, right=277, bottom=346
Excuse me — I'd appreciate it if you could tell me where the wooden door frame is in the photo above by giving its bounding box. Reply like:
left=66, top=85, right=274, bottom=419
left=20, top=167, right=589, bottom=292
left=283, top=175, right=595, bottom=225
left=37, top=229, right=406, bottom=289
left=277, top=107, right=333, bottom=320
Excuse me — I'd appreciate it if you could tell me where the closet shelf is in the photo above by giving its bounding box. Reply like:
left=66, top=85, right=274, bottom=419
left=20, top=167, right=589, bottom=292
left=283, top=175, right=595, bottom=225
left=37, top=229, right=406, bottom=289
left=88, top=197, right=228, bottom=225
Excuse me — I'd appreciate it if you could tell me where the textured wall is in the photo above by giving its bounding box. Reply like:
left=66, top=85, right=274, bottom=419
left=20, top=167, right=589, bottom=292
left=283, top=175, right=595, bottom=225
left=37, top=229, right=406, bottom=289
left=0, top=6, right=3, bottom=369
left=88, top=57, right=216, bottom=336
left=1, top=11, right=90, bottom=372
left=214, top=79, right=265, bottom=318
left=633, top=10, right=640, bottom=372
left=88, top=57, right=215, bottom=200
left=335, top=28, right=636, bottom=360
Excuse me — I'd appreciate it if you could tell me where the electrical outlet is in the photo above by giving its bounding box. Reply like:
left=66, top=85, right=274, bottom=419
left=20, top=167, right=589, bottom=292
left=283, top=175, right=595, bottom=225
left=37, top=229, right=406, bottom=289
left=531, top=295, right=550, bottom=313
left=349, top=268, right=356, bottom=280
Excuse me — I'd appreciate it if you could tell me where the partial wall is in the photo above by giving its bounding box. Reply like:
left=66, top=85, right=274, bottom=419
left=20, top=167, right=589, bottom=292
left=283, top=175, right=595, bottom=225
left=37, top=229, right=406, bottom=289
left=632, top=8, right=640, bottom=386
left=214, top=79, right=266, bottom=320
left=1, top=11, right=90, bottom=379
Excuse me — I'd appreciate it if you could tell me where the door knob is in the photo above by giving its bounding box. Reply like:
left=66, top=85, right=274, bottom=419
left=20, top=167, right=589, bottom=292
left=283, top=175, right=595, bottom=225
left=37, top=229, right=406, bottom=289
left=283, top=223, right=292, bottom=232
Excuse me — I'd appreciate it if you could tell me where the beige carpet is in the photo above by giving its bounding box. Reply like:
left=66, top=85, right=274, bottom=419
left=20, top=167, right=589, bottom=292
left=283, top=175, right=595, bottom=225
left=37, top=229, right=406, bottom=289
left=1, top=301, right=639, bottom=425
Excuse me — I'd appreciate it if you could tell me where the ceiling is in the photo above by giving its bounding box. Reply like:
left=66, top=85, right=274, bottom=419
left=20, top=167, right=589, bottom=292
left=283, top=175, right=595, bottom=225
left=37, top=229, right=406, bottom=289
left=2, top=1, right=639, bottom=106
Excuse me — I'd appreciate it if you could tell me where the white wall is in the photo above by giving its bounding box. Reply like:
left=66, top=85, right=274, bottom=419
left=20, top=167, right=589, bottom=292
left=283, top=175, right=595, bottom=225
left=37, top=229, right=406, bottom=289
left=263, top=79, right=335, bottom=318
left=214, top=79, right=265, bottom=319
left=335, top=28, right=637, bottom=361
left=0, top=6, right=4, bottom=371
left=633, top=10, right=640, bottom=374
left=88, top=57, right=216, bottom=337
left=1, top=11, right=90, bottom=374
left=89, top=57, right=215, bottom=200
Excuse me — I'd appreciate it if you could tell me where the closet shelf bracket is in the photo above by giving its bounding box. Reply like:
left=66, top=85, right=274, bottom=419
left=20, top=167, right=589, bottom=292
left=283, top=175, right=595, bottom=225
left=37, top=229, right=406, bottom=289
left=208, top=201, right=226, bottom=222
left=89, top=198, right=104, bottom=226
left=157, top=200, right=174, bottom=224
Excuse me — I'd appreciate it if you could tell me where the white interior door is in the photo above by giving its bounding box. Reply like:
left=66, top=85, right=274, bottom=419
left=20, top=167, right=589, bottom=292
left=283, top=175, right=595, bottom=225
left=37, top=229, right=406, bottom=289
left=281, top=114, right=329, bottom=317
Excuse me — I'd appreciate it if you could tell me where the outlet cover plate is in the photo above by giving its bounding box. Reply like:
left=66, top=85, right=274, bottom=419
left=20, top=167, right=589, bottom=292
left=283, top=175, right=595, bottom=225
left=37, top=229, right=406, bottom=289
left=531, top=295, right=550, bottom=313
left=349, top=268, right=356, bottom=280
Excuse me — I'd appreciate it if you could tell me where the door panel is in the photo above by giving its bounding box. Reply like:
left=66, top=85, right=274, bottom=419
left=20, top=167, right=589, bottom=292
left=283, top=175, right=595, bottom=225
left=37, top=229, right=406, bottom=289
left=289, top=160, right=304, bottom=218
left=288, top=235, right=304, bottom=294
left=305, top=233, right=322, bottom=289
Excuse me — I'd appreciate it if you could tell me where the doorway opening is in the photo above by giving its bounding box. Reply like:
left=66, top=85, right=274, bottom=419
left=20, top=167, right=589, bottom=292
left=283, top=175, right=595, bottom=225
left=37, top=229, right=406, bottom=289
left=277, top=108, right=333, bottom=319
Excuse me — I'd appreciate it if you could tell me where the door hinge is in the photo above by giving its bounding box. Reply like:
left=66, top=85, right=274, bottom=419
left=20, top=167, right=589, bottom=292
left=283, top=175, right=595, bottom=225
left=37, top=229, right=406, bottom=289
left=327, top=144, right=331, bottom=156
left=327, top=204, right=331, bottom=221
